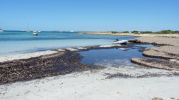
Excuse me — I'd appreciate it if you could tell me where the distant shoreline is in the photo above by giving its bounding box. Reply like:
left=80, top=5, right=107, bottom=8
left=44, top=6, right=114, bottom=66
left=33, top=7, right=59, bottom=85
left=81, top=32, right=179, bottom=37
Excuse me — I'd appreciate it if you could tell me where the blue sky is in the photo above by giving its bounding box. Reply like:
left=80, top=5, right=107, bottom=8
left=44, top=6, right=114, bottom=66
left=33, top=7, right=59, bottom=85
left=0, top=0, right=179, bottom=31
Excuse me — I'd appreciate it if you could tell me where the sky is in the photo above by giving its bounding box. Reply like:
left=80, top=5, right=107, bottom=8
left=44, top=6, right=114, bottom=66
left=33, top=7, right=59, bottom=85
left=0, top=0, right=179, bottom=31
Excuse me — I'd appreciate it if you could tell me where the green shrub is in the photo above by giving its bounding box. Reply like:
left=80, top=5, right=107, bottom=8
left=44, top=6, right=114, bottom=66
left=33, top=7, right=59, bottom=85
left=111, top=31, right=118, bottom=34
left=131, top=30, right=139, bottom=34
left=141, top=31, right=153, bottom=33
left=122, top=31, right=129, bottom=33
left=159, top=30, right=174, bottom=34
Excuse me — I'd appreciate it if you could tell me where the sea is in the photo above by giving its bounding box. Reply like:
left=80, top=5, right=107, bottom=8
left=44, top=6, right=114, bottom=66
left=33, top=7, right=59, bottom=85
left=0, top=31, right=134, bottom=56
left=0, top=31, right=160, bottom=75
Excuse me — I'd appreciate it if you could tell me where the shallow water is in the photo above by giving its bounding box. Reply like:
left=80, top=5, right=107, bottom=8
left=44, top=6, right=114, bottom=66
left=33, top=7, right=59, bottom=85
left=0, top=31, right=134, bottom=55
left=80, top=44, right=154, bottom=68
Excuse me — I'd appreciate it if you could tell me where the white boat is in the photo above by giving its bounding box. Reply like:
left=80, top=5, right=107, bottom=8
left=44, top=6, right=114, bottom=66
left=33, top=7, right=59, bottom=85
left=32, top=31, right=38, bottom=36
left=113, top=40, right=128, bottom=44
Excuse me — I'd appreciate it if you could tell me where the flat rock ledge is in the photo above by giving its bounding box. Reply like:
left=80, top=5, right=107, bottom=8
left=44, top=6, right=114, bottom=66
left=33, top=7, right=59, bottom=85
left=143, top=49, right=179, bottom=60
left=130, top=37, right=179, bottom=71
left=131, top=58, right=179, bottom=71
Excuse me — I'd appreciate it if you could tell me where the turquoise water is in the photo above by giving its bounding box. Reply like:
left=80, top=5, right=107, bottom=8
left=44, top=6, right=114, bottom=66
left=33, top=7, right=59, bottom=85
left=0, top=31, right=135, bottom=55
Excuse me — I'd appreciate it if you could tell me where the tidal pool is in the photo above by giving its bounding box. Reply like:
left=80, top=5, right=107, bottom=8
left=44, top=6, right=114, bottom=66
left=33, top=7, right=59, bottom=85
left=80, top=44, right=154, bottom=68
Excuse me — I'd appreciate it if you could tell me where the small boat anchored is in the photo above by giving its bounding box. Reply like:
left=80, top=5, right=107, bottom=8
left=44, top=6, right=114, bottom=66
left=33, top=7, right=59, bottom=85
left=32, top=31, right=39, bottom=36
left=113, top=39, right=128, bottom=45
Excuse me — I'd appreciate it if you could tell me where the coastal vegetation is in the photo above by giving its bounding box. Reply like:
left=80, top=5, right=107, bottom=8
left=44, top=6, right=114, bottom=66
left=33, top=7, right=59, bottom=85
left=131, top=30, right=140, bottom=34
left=111, top=31, right=119, bottom=34
left=156, top=30, right=179, bottom=34
left=82, top=30, right=179, bottom=37
left=122, top=31, right=130, bottom=33
left=131, top=30, right=177, bottom=34
left=106, top=30, right=179, bottom=35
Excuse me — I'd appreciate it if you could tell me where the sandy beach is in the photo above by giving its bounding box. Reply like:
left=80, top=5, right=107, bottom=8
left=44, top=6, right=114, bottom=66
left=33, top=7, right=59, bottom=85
left=0, top=67, right=179, bottom=100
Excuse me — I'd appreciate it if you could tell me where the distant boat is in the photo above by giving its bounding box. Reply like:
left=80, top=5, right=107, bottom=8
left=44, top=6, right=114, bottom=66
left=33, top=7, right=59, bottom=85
left=32, top=31, right=38, bottom=36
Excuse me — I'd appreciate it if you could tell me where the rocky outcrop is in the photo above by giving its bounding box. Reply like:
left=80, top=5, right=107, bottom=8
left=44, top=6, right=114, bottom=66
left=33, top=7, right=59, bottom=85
left=131, top=58, right=179, bottom=71
left=143, top=49, right=179, bottom=60
left=131, top=37, right=179, bottom=71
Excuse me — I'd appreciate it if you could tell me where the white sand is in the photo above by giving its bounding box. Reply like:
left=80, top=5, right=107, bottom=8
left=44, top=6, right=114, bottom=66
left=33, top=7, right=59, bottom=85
left=0, top=50, right=58, bottom=62
left=0, top=67, right=179, bottom=100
